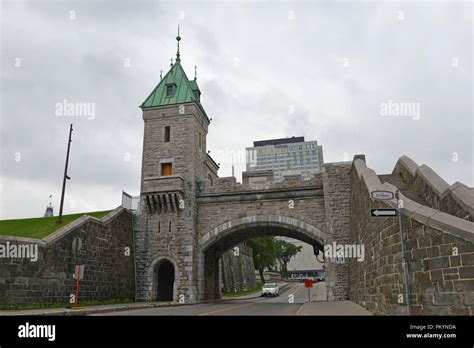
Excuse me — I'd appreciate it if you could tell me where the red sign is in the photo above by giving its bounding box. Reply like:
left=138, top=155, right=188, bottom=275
left=304, top=279, right=313, bottom=288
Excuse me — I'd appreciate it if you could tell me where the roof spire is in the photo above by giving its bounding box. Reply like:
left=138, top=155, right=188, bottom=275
left=194, top=65, right=197, bottom=80
left=170, top=58, right=174, bottom=67
left=176, top=25, right=181, bottom=62
left=160, top=69, right=163, bottom=80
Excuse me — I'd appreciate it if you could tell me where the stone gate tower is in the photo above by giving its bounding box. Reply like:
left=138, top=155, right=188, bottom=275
left=135, top=32, right=219, bottom=302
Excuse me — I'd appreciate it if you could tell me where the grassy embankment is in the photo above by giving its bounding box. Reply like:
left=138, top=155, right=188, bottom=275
left=222, top=282, right=263, bottom=298
left=0, top=210, right=111, bottom=239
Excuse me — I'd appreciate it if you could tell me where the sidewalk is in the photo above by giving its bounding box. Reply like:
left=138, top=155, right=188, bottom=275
left=0, top=301, right=205, bottom=316
left=311, top=281, right=327, bottom=301
left=298, top=282, right=372, bottom=315
left=297, top=300, right=372, bottom=315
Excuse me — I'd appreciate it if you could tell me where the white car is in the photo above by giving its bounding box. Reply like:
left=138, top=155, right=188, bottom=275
left=261, top=283, right=279, bottom=297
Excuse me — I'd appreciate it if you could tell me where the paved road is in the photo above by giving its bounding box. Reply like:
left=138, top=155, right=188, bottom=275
left=96, top=282, right=310, bottom=316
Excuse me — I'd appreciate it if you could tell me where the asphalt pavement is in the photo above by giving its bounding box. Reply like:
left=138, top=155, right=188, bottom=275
left=96, top=282, right=307, bottom=316
left=94, top=282, right=353, bottom=316
left=0, top=282, right=371, bottom=316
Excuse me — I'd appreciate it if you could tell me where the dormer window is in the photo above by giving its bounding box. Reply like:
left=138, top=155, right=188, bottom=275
left=166, top=84, right=176, bottom=97
left=193, top=90, right=201, bottom=101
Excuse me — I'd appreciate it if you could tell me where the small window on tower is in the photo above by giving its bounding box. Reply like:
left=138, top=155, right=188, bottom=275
left=164, top=126, right=170, bottom=142
left=166, top=84, right=175, bottom=97
left=161, top=163, right=172, bottom=176
left=198, top=133, right=202, bottom=149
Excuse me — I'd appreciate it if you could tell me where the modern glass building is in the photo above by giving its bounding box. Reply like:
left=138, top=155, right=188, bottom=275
left=245, top=136, right=324, bottom=181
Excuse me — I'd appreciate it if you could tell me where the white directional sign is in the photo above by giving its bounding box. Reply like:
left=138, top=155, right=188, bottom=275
left=371, top=209, right=397, bottom=217
left=371, top=190, right=395, bottom=201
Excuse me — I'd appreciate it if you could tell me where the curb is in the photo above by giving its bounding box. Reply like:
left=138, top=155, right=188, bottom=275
left=0, top=300, right=214, bottom=316
left=295, top=303, right=307, bottom=316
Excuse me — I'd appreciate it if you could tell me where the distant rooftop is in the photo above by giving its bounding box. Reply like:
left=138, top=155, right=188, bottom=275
left=253, top=136, right=305, bottom=147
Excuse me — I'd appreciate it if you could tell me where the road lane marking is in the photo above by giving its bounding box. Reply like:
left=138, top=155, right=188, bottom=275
left=197, top=302, right=257, bottom=316
left=197, top=283, right=299, bottom=315
left=290, top=283, right=303, bottom=297
left=293, top=283, right=308, bottom=315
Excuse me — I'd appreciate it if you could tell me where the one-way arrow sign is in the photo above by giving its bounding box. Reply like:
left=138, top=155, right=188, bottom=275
left=371, top=208, right=397, bottom=217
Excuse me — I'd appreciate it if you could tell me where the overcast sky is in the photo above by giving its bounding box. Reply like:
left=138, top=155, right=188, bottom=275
left=1, top=0, right=472, bottom=219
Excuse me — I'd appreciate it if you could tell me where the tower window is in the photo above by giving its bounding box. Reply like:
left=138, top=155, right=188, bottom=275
left=166, top=84, right=175, bottom=97
left=164, top=126, right=171, bottom=142
left=198, top=133, right=202, bottom=149
left=161, top=163, right=172, bottom=176
left=208, top=174, right=213, bottom=187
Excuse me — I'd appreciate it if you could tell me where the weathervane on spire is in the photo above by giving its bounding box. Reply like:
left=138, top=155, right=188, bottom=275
left=160, top=69, right=163, bottom=80
left=176, top=25, right=181, bottom=61
left=194, top=65, right=197, bottom=80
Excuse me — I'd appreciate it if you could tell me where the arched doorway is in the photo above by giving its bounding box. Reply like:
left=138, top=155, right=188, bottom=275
left=156, top=260, right=175, bottom=301
left=199, top=215, right=334, bottom=301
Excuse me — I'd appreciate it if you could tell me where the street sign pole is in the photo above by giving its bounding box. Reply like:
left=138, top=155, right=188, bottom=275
left=304, top=279, right=313, bottom=302
left=75, top=265, right=80, bottom=306
left=396, top=190, right=411, bottom=315
left=371, top=189, right=410, bottom=314
left=74, top=265, right=84, bottom=307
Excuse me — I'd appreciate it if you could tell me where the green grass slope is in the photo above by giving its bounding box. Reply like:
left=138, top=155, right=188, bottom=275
left=0, top=210, right=112, bottom=239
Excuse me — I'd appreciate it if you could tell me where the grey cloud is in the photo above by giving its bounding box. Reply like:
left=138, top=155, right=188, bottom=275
left=1, top=0, right=472, bottom=219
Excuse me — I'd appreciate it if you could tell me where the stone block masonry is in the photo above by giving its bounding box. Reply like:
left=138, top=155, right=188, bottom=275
left=349, top=156, right=474, bottom=315
left=392, top=156, right=474, bottom=222
left=0, top=207, right=135, bottom=308
left=220, top=242, right=256, bottom=293
left=0, top=153, right=471, bottom=313
left=321, top=163, right=352, bottom=301
left=196, top=165, right=352, bottom=301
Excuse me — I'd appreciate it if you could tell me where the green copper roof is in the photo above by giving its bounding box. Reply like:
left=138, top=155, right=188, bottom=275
left=188, top=79, right=199, bottom=92
left=141, top=60, right=200, bottom=108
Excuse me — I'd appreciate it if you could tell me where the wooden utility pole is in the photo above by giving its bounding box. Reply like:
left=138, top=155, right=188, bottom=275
left=56, top=124, right=73, bottom=225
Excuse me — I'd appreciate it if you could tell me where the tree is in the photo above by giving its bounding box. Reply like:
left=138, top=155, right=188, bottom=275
left=275, top=240, right=302, bottom=278
left=247, top=236, right=279, bottom=283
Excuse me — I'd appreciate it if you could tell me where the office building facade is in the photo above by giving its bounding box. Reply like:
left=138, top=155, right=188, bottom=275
left=246, top=136, right=324, bottom=181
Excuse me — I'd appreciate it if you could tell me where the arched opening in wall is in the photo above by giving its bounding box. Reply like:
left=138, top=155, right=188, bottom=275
left=202, top=221, right=330, bottom=302
left=155, top=260, right=175, bottom=301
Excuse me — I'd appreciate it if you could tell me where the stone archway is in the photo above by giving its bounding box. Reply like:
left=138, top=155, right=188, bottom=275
left=156, top=260, right=174, bottom=301
left=198, top=214, right=338, bottom=301
left=149, top=257, right=179, bottom=302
